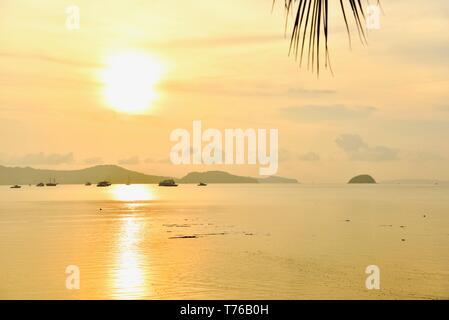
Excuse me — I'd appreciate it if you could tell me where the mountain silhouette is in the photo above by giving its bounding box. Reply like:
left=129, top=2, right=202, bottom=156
left=0, top=165, right=298, bottom=185
left=0, top=164, right=171, bottom=185
left=348, top=174, right=377, bottom=184
left=179, top=171, right=258, bottom=183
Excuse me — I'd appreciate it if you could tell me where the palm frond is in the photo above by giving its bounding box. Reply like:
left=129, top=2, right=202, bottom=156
left=278, top=0, right=381, bottom=75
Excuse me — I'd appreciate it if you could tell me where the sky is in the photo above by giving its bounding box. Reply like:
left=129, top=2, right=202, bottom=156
left=0, top=0, right=448, bottom=182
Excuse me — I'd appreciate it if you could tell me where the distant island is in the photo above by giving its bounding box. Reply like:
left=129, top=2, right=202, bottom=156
left=348, top=174, right=377, bottom=184
left=0, top=165, right=298, bottom=185
left=382, top=179, right=447, bottom=185
left=179, top=171, right=257, bottom=184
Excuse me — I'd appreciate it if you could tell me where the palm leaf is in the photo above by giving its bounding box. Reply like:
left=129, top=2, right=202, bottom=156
left=277, top=0, right=381, bottom=75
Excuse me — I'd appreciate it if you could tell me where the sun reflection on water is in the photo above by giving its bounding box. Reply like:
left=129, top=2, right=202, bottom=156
left=110, top=184, right=155, bottom=202
left=112, top=216, right=150, bottom=299
left=108, top=186, right=154, bottom=299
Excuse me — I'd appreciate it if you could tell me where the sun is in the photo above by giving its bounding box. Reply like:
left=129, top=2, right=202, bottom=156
left=101, top=52, right=163, bottom=114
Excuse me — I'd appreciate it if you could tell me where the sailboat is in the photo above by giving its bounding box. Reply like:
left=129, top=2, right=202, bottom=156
left=46, top=178, right=58, bottom=186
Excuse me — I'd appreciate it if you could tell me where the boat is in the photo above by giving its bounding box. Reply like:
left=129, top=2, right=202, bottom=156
left=10, top=185, right=21, bottom=189
left=36, top=182, right=45, bottom=187
left=46, top=178, right=58, bottom=186
left=198, top=182, right=207, bottom=186
left=158, top=179, right=178, bottom=187
left=85, top=182, right=92, bottom=186
left=97, top=181, right=111, bottom=187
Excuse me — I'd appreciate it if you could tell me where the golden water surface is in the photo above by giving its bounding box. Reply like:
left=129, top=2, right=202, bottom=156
left=0, top=184, right=448, bottom=299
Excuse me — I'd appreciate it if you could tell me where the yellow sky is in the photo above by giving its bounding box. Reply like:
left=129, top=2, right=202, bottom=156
left=0, top=0, right=448, bottom=182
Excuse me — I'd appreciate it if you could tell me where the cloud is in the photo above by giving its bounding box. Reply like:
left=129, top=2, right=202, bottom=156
left=335, top=134, right=367, bottom=153
left=5, top=152, right=74, bottom=166
left=297, top=152, right=320, bottom=162
left=278, top=148, right=291, bottom=162
left=84, top=157, right=104, bottom=165
left=149, top=33, right=284, bottom=49
left=277, top=149, right=320, bottom=162
left=144, top=157, right=170, bottom=164
left=335, top=134, right=399, bottom=161
left=405, top=151, right=445, bottom=162
left=389, top=40, right=449, bottom=66
left=118, top=156, right=140, bottom=165
left=436, top=105, right=449, bottom=112
left=0, top=52, right=102, bottom=69
left=280, top=105, right=376, bottom=121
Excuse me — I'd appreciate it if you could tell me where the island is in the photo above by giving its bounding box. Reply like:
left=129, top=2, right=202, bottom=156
left=0, top=165, right=299, bottom=185
left=179, top=171, right=257, bottom=184
left=348, top=174, right=377, bottom=184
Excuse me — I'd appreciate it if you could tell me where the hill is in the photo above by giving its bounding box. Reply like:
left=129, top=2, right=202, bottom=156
left=179, top=171, right=258, bottom=184
left=0, top=165, right=301, bottom=185
left=348, top=174, right=377, bottom=184
left=0, top=164, right=172, bottom=185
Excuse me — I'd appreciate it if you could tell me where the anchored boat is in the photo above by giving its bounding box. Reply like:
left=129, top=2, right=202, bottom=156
left=97, top=181, right=111, bottom=187
left=158, top=179, right=178, bottom=187
left=46, top=178, right=58, bottom=186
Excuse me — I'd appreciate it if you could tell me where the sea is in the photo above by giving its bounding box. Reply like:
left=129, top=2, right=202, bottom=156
left=0, top=184, right=448, bottom=299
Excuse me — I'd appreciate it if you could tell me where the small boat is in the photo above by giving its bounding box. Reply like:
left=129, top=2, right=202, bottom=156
left=46, top=178, right=58, bottom=186
left=10, top=185, right=21, bottom=189
left=158, top=179, right=178, bottom=187
left=97, top=181, right=111, bottom=187
left=36, top=182, right=45, bottom=187
left=198, top=182, right=207, bottom=186
left=85, top=182, right=92, bottom=186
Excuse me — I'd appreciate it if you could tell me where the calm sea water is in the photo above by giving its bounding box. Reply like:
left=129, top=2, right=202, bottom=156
left=0, top=184, right=448, bottom=299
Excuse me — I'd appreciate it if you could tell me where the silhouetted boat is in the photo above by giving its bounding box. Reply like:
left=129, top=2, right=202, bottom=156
left=198, top=182, right=207, bottom=186
left=85, top=182, right=92, bottom=186
left=97, top=181, right=111, bottom=187
left=46, top=178, right=58, bottom=186
left=36, top=182, right=45, bottom=187
left=158, top=179, right=178, bottom=187
left=10, top=185, right=21, bottom=189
